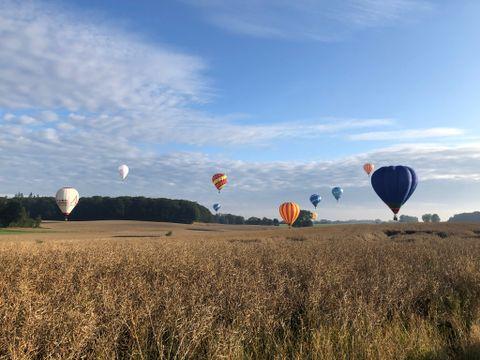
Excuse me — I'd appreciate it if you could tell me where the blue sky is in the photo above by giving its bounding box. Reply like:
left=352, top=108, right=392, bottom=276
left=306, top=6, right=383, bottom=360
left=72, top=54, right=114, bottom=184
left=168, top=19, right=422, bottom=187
left=0, top=0, right=479, bottom=220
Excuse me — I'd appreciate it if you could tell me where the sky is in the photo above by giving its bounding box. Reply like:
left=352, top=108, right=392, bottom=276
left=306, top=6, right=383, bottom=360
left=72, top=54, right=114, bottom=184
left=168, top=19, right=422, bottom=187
left=0, top=0, right=479, bottom=221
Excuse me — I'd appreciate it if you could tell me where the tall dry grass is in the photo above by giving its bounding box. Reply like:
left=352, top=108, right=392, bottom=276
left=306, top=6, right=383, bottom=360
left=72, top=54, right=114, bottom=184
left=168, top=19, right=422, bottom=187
left=1, top=224, right=480, bottom=359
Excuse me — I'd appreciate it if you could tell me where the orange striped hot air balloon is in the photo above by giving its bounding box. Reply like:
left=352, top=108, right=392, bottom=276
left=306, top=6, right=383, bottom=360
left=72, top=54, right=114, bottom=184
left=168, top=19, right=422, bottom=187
left=279, top=202, right=300, bottom=228
left=212, top=173, right=228, bottom=193
left=363, top=163, right=374, bottom=176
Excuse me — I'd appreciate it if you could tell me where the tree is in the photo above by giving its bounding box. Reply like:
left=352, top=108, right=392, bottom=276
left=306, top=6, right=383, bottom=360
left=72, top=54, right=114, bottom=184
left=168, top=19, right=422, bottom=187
left=0, top=200, right=40, bottom=228
left=245, top=217, right=261, bottom=225
left=399, top=215, right=418, bottom=223
left=431, top=214, right=441, bottom=223
left=273, top=218, right=279, bottom=226
left=292, top=210, right=314, bottom=228
left=422, top=214, right=432, bottom=223
left=449, top=211, right=480, bottom=222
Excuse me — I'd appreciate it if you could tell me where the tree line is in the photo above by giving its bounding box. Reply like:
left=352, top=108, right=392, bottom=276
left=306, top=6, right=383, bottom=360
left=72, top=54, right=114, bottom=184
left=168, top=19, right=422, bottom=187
left=2, top=194, right=284, bottom=227
left=11, top=194, right=213, bottom=224
left=448, top=212, right=480, bottom=222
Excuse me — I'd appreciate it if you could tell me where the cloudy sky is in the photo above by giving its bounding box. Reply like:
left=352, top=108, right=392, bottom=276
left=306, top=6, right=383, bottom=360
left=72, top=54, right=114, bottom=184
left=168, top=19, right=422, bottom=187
left=1, top=0, right=479, bottom=220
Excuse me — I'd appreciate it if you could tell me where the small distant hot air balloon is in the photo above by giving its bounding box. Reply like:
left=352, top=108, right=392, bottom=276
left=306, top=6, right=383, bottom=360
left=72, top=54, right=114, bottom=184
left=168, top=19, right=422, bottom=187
left=279, top=202, right=300, bottom=228
left=213, top=203, right=221, bottom=213
left=310, top=194, right=322, bottom=208
left=118, top=164, right=129, bottom=181
left=371, top=166, right=418, bottom=221
left=332, top=187, right=343, bottom=202
left=363, top=163, right=374, bottom=176
left=55, top=187, right=79, bottom=221
left=310, top=212, right=318, bottom=221
left=212, top=173, right=228, bottom=193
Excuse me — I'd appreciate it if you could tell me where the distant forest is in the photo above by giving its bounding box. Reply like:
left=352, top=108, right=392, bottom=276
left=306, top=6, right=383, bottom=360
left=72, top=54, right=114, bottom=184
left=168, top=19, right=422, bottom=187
left=1, top=194, right=281, bottom=226
left=448, top=212, right=480, bottom=222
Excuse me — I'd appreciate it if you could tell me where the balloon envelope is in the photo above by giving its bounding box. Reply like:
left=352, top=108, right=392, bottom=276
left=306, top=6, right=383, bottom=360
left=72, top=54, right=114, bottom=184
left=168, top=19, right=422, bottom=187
left=213, top=203, right=221, bottom=212
left=332, top=187, right=343, bottom=201
left=371, top=165, right=418, bottom=220
left=55, top=187, right=79, bottom=218
left=118, top=164, right=129, bottom=180
left=311, top=212, right=318, bottom=221
left=279, top=202, right=300, bottom=227
left=212, top=173, right=227, bottom=192
left=309, top=194, right=322, bottom=208
left=363, top=163, right=374, bottom=176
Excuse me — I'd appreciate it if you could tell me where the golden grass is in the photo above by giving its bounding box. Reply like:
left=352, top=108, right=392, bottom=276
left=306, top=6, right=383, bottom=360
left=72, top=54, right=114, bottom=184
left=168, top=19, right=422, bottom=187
left=0, top=221, right=480, bottom=359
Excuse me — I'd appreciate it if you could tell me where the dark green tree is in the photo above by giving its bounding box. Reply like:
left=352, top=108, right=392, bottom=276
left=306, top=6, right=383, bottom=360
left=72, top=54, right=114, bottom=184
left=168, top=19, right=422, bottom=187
left=422, top=214, right=432, bottom=223
left=293, top=210, right=314, bottom=228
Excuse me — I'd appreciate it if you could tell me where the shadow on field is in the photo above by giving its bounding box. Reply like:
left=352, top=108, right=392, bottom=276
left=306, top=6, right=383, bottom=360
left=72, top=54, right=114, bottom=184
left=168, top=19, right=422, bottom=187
left=112, top=235, right=164, bottom=238
left=187, top=228, right=223, bottom=232
left=227, top=239, right=260, bottom=244
left=411, top=343, right=480, bottom=360
left=384, top=229, right=450, bottom=239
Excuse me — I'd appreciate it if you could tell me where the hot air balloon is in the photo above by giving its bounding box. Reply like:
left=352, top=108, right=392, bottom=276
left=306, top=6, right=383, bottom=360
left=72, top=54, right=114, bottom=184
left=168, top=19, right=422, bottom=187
left=279, top=202, right=300, bottom=228
left=332, top=187, right=343, bottom=202
left=371, top=166, right=418, bottom=221
left=118, top=164, right=129, bottom=180
left=310, top=212, right=318, bottom=221
left=363, top=163, right=374, bottom=176
left=213, top=203, right=221, bottom=213
left=55, top=187, right=79, bottom=221
left=212, top=173, right=227, bottom=193
left=310, top=194, right=322, bottom=208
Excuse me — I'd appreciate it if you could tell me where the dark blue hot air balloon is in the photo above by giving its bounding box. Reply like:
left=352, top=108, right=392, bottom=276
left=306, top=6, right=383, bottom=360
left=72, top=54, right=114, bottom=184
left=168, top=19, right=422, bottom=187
left=371, top=166, right=418, bottom=221
left=332, top=187, right=343, bottom=202
left=310, top=194, right=322, bottom=208
left=213, top=203, right=221, bottom=213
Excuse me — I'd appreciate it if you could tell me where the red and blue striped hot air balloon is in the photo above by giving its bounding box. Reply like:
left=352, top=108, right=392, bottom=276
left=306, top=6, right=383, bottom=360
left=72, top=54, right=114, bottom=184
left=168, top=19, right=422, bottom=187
left=371, top=165, right=418, bottom=221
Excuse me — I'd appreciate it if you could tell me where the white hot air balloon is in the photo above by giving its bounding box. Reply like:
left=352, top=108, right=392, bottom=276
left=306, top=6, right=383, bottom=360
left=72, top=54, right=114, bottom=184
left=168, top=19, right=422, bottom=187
left=118, top=164, right=129, bottom=181
left=55, top=187, right=80, bottom=221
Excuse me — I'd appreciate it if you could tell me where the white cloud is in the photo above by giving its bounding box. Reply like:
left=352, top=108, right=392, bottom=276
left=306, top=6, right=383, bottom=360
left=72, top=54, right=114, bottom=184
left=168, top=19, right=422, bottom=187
left=40, top=110, right=59, bottom=122
left=41, top=128, right=59, bottom=142
left=347, top=0, right=432, bottom=27
left=349, top=127, right=465, bottom=141
left=151, top=117, right=395, bottom=145
left=0, top=0, right=395, bottom=148
left=3, top=113, right=15, bottom=121
left=68, top=113, right=86, bottom=122
left=18, top=115, right=38, bottom=125
left=0, top=0, right=208, bottom=111
left=184, top=0, right=432, bottom=40
left=57, top=122, right=75, bottom=131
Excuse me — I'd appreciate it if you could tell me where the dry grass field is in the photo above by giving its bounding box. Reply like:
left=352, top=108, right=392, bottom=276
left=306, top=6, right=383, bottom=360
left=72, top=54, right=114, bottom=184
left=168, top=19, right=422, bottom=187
left=1, top=221, right=480, bottom=359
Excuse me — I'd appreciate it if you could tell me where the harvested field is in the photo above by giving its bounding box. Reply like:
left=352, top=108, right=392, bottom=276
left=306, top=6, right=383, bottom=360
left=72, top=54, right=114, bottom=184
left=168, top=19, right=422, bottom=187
left=1, top=221, right=480, bottom=359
